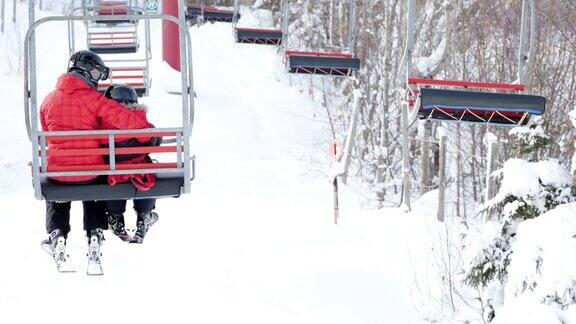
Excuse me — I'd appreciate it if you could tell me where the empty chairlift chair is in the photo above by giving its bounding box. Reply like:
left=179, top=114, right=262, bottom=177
left=186, top=2, right=240, bottom=23
left=232, top=1, right=282, bottom=45
left=93, top=0, right=135, bottom=25
left=407, top=78, right=546, bottom=126
left=402, top=0, right=545, bottom=127
left=25, top=8, right=195, bottom=201
left=285, top=51, right=360, bottom=76
left=281, top=0, right=360, bottom=76
left=235, top=28, right=283, bottom=45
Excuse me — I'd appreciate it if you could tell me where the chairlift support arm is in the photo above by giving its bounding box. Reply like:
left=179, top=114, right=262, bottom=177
left=281, top=0, right=358, bottom=54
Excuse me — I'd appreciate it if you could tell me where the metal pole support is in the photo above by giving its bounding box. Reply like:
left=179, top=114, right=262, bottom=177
left=437, top=135, right=447, bottom=222
left=281, top=0, right=290, bottom=50
left=347, top=0, right=357, bottom=54
left=517, top=0, right=536, bottom=84
left=484, top=138, right=499, bottom=204
left=401, top=0, right=416, bottom=211
left=232, top=0, right=239, bottom=28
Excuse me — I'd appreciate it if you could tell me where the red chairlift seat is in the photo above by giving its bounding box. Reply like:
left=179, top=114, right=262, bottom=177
left=88, top=31, right=138, bottom=54
left=97, top=67, right=148, bottom=97
left=235, top=27, right=282, bottom=45
left=96, top=8, right=129, bottom=15
left=407, top=77, right=546, bottom=126
left=285, top=51, right=360, bottom=76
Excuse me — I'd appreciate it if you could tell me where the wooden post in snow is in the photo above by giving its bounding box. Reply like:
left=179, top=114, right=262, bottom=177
left=333, top=177, right=339, bottom=224
left=484, top=138, right=499, bottom=204
left=329, top=140, right=342, bottom=225
left=437, top=135, right=447, bottom=222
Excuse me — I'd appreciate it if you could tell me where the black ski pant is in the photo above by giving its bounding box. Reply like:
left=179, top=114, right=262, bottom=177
left=105, top=199, right=156, bottom=215
left=46, top=201, right=108, bottom=236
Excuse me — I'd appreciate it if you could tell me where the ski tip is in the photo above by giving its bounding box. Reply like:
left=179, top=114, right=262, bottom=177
left=86, top=271, right=104, bottom=276
left=57, top=263, right=76, bottom=273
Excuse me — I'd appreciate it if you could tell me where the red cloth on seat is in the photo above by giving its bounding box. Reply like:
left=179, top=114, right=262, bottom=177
left=107, top=155, right=156, bottom=191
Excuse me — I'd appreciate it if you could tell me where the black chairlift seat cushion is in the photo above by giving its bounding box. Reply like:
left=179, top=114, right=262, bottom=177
left=95, top=19, right=134, bottom=24
left=236, top=28, right=282, bottom=45
left=41, top=174, right=184, bottom=202
left=419, top=88, right=546, bottom=123
left=89, top=45, right=138, bottom=54
left=288, top=54, right=361, bottom=75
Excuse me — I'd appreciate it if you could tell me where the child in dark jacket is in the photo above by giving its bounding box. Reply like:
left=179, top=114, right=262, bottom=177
left=103, top=84, right=159, bottom=244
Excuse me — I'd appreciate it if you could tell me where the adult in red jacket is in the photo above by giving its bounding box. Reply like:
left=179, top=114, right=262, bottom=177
left=40, top=51, right=153, bottom=270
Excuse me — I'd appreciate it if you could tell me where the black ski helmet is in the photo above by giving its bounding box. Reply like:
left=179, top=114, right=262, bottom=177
left=68, top=50, right=110, bottom=86
left=104, top=84, right=138, bottom=105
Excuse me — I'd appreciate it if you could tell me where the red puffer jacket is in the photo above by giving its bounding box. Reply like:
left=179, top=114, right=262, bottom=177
left=40, top=73, right=153, bottom=183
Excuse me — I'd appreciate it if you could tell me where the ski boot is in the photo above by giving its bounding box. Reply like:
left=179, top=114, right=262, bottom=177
left=131, top=211, right=159, bottom=244
left=87, top=228, right=105, bottom=276
left=107, top=213, right=131, bottom=242
left=41, top=229, right=74, bottom=273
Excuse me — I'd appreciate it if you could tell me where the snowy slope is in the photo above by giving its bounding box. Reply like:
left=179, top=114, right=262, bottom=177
left=0, top=6, right=434, bottom=324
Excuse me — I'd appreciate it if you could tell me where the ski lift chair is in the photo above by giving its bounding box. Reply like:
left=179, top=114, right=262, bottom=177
left=407, top=78, right=546, bottom=126
left=25, top=9, right=195, bottom=202
left=285, top=51, right=360, bottom=76
left=92, top=0, right=136, bottom=25
left=281, top=0, right=360, bottom=76
left=403, top=0, right=544, bottom=126
left=186, top=3, right=240, bottom=23
left=235, top=27, right=283, bottom=45
left=88, top=30, right=139, bottom=53
left=231, top=1, right=282, bottom=45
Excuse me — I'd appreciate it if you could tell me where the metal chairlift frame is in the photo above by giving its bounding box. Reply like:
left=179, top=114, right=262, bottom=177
left=280, top=0, right=360, bottom=77
left=399, top=0, right=540, bottom=209
left=231, top=0, right=283, bottom=46
left=68, top=3, right=152, bottom=96
left=25, top=1, right=195, bottom=201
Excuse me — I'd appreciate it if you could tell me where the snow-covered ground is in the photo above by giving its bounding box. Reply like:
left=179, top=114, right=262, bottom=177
left=0, top=6, right=436, bottom=324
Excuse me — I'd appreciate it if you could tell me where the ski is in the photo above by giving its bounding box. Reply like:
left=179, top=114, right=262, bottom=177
left=86, top=234, right=104, bottom=276
left=87, top=259, right=103, bottom=276
left=41, top=238, right=75, bottom=273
